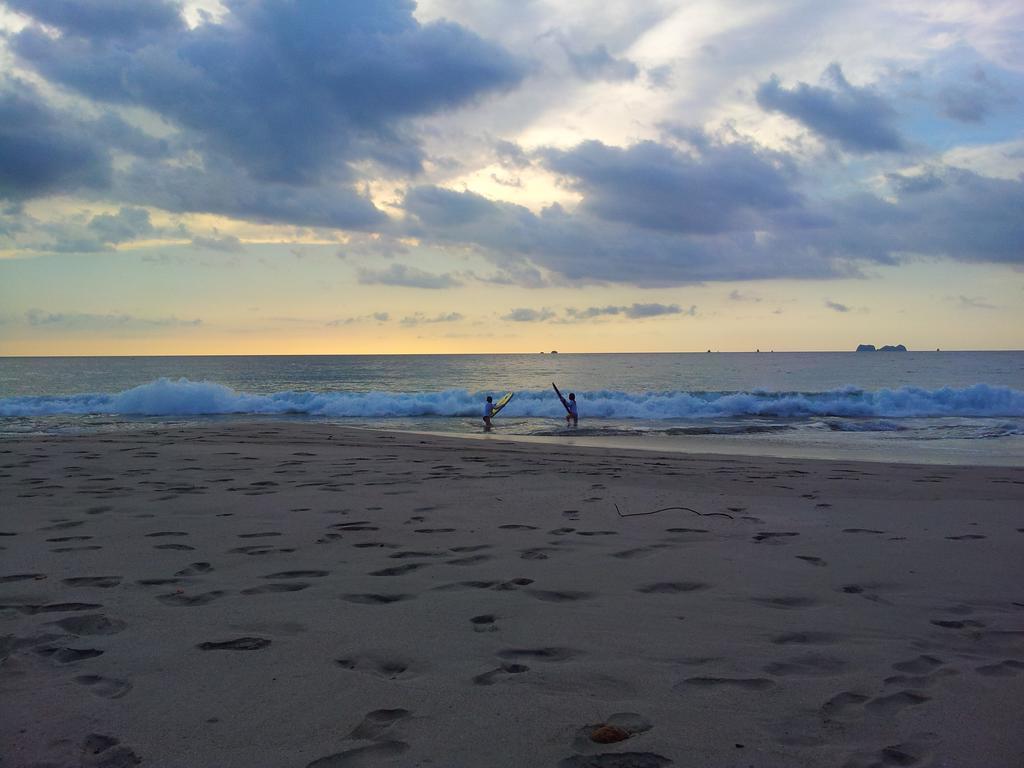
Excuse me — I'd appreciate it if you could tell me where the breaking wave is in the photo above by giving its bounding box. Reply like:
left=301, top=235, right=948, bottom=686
left=2, top=378, right=1024, bottom=420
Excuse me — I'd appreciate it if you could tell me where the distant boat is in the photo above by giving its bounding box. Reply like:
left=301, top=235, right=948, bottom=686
left=551, top=350, right=558, bottom=354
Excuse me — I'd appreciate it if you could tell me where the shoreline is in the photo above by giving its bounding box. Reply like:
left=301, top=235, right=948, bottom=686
left=6, top=416, right=1023, bottom=468
left=2, top=422, right=1023, bottom=767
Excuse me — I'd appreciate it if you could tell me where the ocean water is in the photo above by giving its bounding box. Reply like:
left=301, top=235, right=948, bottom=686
left=1, top=352, right=1022, bottom=465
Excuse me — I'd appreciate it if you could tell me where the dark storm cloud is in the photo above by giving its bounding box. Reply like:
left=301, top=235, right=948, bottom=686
left=494, top=139, right=531, bottom=169
left=116, top=155, right=386, bottom=230
left=2, top=204, right=184, bottom=254
left=405, top=125, right=1024, bottom=287
left=0, top=79, right=111, bottom=200
left=404, top=184, right=839, bottom=285
left=563, top=43, right=639, bottom=82
left=937, top=84, right=992, bottom=123
left=402, top=133, right=841, bottom=285
left=358, top=263, right=462, bottom=289
left=85, top=207, right=155, bottom=244
left=5, top=0, right=184, bottom=39
left=10, top=0, right=526, bottom=186
left=756, top=64, right=906, bottom=153
left=90, top=112, right=172, bottom=159
left=541, top=137, right=801, bottom=234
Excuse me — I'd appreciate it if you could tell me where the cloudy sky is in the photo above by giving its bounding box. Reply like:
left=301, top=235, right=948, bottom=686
left=1, top=0, right=1022, bottom=354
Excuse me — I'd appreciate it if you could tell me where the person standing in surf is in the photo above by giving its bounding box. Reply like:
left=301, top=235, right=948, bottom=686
left=552, top=383, right=578, bottom=427
left=482, top=395, right=494, bottom=429
left=564, top=392, right=578, bottom=427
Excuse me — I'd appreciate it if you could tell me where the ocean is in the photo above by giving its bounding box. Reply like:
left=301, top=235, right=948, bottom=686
left=1, top=352, right=1023, bottom=465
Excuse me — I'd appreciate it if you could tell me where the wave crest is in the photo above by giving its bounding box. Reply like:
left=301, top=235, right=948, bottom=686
left=2, top=378, right=1024, bottom=420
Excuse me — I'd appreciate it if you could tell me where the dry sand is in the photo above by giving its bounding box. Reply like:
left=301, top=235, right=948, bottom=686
left=1, top=422, right=1023, bottom=768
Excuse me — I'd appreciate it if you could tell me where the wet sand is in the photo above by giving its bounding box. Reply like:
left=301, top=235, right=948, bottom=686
left=1, top=423, right=1023, bottom=767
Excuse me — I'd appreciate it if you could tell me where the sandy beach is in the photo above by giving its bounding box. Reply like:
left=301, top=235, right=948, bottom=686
left=2, top=422, right=1023, bottom=768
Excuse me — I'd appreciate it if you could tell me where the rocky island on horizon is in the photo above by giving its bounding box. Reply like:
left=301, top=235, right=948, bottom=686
left=856, top=343, right=908, bottom=352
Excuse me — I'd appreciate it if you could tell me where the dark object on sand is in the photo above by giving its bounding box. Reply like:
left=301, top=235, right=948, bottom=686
left=591, top=725, right=630, bottom=743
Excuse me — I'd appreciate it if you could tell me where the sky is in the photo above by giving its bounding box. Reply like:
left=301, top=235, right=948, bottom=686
left=0, top=0, right=1022, bottom=355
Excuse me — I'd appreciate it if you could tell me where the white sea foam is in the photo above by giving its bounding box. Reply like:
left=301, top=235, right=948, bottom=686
left=2, top=378, right=1023, bottom=420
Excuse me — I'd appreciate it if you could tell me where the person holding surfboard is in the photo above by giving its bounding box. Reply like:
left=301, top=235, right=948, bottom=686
left=482, top=392, right=514, bottom=429
left=552, top=383, right=578, bottom=426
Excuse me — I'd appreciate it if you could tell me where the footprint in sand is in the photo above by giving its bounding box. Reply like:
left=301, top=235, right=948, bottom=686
left=0, top=573, right=47, bottom=583
left=611, top=547, right=666, bottom=560
left=341, top=594, right=412, bottom=604
left=526, top=589, right=593, bottom=603
left=931, top=619, right=986, bottom=629
left=81, top=733, right=141, bottom=765
left=470, top=614, right=497, bottom=632
left=473, top=663, right=530, bottom=685
left=242, top=583, right=311, bottom=594
left=636, top=581, right=708, bottom=595
left=51, top=614, right=126, bottom=635
left=334, top=654, right=419, bottom=680
left=864, top=690, right=929, bottom=715
left=370, top=563, right=429, bottom=577
left=1, top=602, right=102, bottom=615
left=75, top=674, right=133, bottom=698
left=821, top=691, right=870, bottom=719
left=389, top=551, right=445, bottom=559
left=975, top=660, right=1024, bottom=677
left=945, top=534, right=986, bottom=540
left=35, top=646, right=104, bottom=664
left=497, top=647, right=584, bottom=662
left=157, top=591, right=225, bottom=606
left=891, top=655, right=944, bottom=674
left=263, top=570, right=328, bottom=579
left=40, top=520, right=85, bottom=531
left=795, top=555, right=827, bottom=567
left=62, top=576, right=121, bottom=588
left=764, top=654, right=849, bottom=676
left=446, top=554, right=493, bottom=566
left=772, top=631, right=839, bottom=645
left=345, top=708, right=412, bottom=740
left=752, top=531, right=800, bottom=543
left=229, top=545, right=295, bottom=555
left=154, top=543, right=195, bottom=551
left=752, top=596, right=818, bottom=609
left=175, top=563, right=214, bottom=576
left=197, top=637, right=271, bottom=651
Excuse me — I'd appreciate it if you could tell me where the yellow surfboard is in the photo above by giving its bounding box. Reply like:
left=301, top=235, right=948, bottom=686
left=491, top=391, right=514, bottom=416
